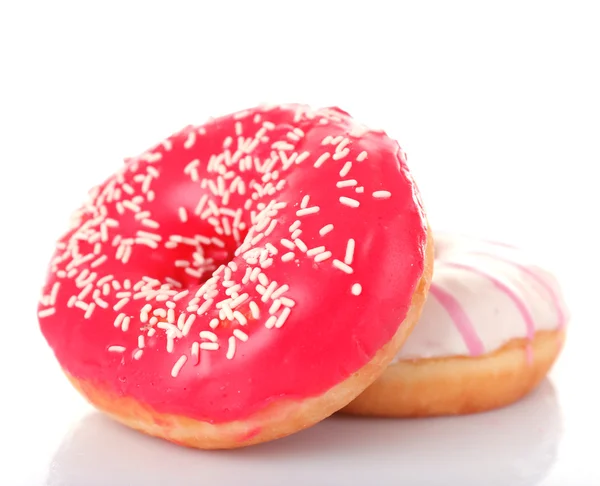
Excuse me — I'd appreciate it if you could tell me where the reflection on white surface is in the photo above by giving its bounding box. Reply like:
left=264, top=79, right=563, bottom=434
left=47, top=381, right=561, bottom=486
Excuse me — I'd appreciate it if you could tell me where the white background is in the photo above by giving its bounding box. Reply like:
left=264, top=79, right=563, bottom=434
left=0, top=1, right=598, bottom=485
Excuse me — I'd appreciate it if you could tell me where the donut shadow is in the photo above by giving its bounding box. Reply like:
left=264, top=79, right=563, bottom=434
left=47, top=380, right=562, bottom=486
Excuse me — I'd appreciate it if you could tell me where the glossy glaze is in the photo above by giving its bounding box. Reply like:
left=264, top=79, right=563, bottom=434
left=38, top=104, right=428, bottom=423
left=396, top=233, right=568, bottom=360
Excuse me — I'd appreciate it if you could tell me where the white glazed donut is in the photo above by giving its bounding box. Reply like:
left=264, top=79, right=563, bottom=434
left=343, top=232, right=569, bottom=417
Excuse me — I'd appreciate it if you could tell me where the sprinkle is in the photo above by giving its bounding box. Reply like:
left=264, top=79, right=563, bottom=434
left=261, top=281, right=278, bottom=302
left=280, top=239, right=295, bottom=250
left=270, top=284, right=289, bottom=300
left=314, top=152, right=330, bottom=168
left=199, top=330, right=218, bottom=342
left=38, top=308, right=55, bottom=318
left=280, top=297, right=296, bottom=307
left=300, top=195, right=310, bottom=209
left=344, top=239, right=356, bottom=265
left=275, top=307, right=291, bottom=328
left=339, top=162, right=352, bottom=177
left=226, top=336, right=236, bottom=359
left=200, top=342, right=219, bottom=351
left=108, top=345, right=126, bottom=353
left=233, top=311, right=248, bottom=326
left=319, top=224, right=334, bottom=236
left=91, top=255, right=108, bottom=268
left=171, top=355, right=188, bottom=377
left=294, top=239, right=308, bottom=252
left=336, top=179, right=358, bottom=188
left=296, top=206, right=320, bottom=217
left=133, top=349, right=143, bottom=360
left=333, top=259, right=354, bottom=274
left=355, top=186, right=365, bottom=193
left=179, top=207, right=188, bottom=222
left=121, top=316, right=130, bottom=331
left=269, top=300, right=282, bottom=314
left=314, top=251, right=333, bottom=262
left=351, top=283, right=362, bottom=295
left=373, top=190, right=392, bottom=199
left=281, top=252, right=295, bottom=262
left=138, top=336, right=145, bottom=348
left=265, top=315, right=277, bottom=329
left=114, top=313, right=126, bottom=328
left=233, top=329, right=249, bottom=342
left=191, top=342, right=200, bottom=362
left=339, top=196, right=360, bottom=208
left=356, top=151, right=368, bottom=162
left=307, top=246, right=326, bottom=256
left=249, top=301, right=260, bottom=319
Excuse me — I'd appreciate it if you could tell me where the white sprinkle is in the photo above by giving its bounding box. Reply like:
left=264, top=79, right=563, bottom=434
left=275, top=307, right=291, bottom=328
left=356, top=151, right=368, bottom=162
left=199, top=330, right=218, bottom=342
left=38, top=308, right=56, bottom=318
left=280, top=297, right=296, bottom=307
left=233, top=311, right=247, bottom=325
left=226, top=336, right=236, bottom=359
left=191, top=342, right=200, bottom=362
left=265, top=315, right=277, bottom=329
left=249, top=301, right=260, bottom=319
left=269, top=299, right=282, bottom=314
left=138, top=336, right=145, bottom=348
left=121, top=316, right=130, bottom=331
left=300, top=195, right=310, bottom=209
left=321, top=135, right=332, bottom=145
left=307, top=246, right=326, bottom=257
left=173, top=290, right=190, bottom=302
left=291, top=229, right=302, bottom=240
left=90, top=255, right=108, bottom=268
left=294, top=239, right=308, bottom=252
left=182, top=314, right=196, bottom=336
left=351, top=283, right=363, bottom=295
left=197, top=299, right=214, bottom=315
left=339, top=196, right=360, bottom=208
left=314, top=251, right=333, bottom=263
left=333, top=259, right=354, bottom=274
left=345, top=239, right=356, bottom=265
left=114, top=313, right=126, bottom=328
left=133, top=349, right=143, bottom=360
left=296, top=206, right=320, bottom=217
left=179, top=207, right=188, bottom=223
left=171, top=355, right=188, bottom=377
left=314, top=152, right=330, bottom=168
left=280, top=239, right=295, bottom=250
left=355, top=186, right=365, bottom=193
left=373, top=190, right=392, bottom=199
left=339, top=161, right=352, bottom=177
left=319, top=224, right=334, bottom=236
left=337, top=179, right=357, bottom=188
left=233, top=329, right=249, bottom=342
left=108, top=346, right=126, bottom=353
left=200, top=342, right=219, bottom=351
left=270, top=284, right=290, bottom=300
left=261, top=281, right=278, bottom=302
left=209, top=318, right=220, bottom=329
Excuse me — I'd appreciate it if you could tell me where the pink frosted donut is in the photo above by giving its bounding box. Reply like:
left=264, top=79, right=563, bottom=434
left=344, top=232, right=568, bottom=417
left=37, top=103, right=433, bottom=448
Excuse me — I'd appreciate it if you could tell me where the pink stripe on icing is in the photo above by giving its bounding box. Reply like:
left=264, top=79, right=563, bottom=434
left=442, top=262, right=536, bottom=343
left=469, top=251, right=567, bottom=330
left=429, top=283, right=485, bottom=356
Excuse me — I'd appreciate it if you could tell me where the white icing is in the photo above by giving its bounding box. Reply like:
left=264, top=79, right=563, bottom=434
left=395, top=233, right=568, bottom=360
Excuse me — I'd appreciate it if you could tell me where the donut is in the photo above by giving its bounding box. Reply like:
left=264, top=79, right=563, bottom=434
left=37, top=103, right=433, bottom=449
left=343, top=232, right=568, bottom=417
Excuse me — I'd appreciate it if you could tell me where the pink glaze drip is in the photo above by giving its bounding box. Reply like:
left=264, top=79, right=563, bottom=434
left=429, top=283, right=485, bottom=356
